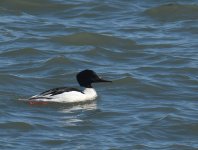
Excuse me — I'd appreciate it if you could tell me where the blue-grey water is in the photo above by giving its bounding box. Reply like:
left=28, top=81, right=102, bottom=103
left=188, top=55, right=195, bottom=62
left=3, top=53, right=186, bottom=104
left=0, top=0, right=198, bottom=149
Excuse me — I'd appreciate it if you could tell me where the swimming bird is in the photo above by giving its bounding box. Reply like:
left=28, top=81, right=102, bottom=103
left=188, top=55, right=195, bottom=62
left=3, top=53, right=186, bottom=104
left=28, top=70, right=111, bottom=103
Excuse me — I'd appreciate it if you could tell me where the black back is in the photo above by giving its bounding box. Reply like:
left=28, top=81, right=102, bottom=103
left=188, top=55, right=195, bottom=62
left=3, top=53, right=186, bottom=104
left=40, top=87, right=82, bottom=96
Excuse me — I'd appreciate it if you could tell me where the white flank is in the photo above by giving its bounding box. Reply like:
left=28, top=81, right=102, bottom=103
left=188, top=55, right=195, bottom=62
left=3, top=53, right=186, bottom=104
left=29, top=88, right=97, bottom=103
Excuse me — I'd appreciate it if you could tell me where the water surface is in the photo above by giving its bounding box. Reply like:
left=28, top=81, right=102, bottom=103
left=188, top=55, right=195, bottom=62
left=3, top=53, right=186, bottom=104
left=0, top=0, right=198, bottom=149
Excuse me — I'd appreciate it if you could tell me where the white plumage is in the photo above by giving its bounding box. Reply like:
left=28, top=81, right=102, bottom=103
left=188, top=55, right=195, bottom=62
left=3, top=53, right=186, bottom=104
left=30, top=88, right=97, bottom=103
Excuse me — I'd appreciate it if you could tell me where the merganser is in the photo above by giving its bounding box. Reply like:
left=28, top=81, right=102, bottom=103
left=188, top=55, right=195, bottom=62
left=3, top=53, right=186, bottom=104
left=28, top=70, right=111, bottom=103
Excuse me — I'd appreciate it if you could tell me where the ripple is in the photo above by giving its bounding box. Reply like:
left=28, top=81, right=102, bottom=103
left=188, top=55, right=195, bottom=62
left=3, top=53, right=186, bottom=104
left=115, top=76, right=141, bottom=85
left=41, top=139, right=66, bottom=145
left=0, top=121, right=33, bottom=131
left=152, top=74, right=198, bottom=87
left=64, top=120, right=96, bottom=131
left=50, top=32, right=136, bottom=48
left=145, top=3, right=198, bottom=22
left=0, top=48, right=46, bottom=57
left=0, top=74, right=21, bottom=84
left=91, top=3, right=120, bottom=13
left=169, top=144, right=197, bottom=150
left=136, top=66, right=198, bottom=76
left=86, top=109, right=126, bottom=119
left=0, top=0, right=77, bottom=15
left=153, top=56, right=191, bottom=66
left=142, top=106, right=179, bottom=113
left=44, top=56, right=72, bottom=66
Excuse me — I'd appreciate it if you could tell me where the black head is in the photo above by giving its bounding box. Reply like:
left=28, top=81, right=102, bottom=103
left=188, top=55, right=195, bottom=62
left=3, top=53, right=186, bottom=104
left=76, top=70, right=112, bottom=88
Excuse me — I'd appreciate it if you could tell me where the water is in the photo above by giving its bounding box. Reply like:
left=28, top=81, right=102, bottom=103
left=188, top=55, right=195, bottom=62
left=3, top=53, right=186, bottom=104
left=0, top=0, right=198, bottom=149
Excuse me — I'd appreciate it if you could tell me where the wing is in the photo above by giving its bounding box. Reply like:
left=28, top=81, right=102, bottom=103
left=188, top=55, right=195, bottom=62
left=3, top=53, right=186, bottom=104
left=39, top=87, right=82, bottom=96
left=28, top=87, right=82, bottom=101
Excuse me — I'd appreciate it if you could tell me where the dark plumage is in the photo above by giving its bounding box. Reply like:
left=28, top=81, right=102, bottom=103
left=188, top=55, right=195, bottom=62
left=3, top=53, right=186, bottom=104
left=40, top=87, right=82, bottom=96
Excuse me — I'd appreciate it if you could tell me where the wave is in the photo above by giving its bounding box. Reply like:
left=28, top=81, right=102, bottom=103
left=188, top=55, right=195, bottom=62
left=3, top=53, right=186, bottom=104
left=0, top=121, right=33, bottom=131
left=16, top=56, right=73, bottom=76
left=115, top=76, right=141, bottom=85
left=0, top=48, right=45, bottom=57
left=142, top=106, right=179, bottom=113
left=113, top=75, right=166, bottom=96
left=50, top=32, right=136, bottom=48
left=136, top=66, right=198, bottom=74
left=41, top=139, right=66, bottom=146
left=145, top=3, right=198, bottom=22
left=0, top=74, right=22, bottom=84
left=0, top=0, right=77, bottom=14
left=44, top=56, right=72, bottom=66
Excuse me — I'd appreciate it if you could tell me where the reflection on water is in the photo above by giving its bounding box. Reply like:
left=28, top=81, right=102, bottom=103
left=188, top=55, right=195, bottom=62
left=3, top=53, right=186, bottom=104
left=59, top=101, right=97, bottom=113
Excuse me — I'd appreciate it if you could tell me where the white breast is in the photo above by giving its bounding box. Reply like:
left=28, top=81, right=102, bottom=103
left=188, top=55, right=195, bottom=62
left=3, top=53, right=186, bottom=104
left=83, top=88, right=98, bottom=101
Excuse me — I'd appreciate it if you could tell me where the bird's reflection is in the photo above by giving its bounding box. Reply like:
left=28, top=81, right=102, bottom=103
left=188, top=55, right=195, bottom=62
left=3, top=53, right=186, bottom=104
left=57, top=101, right=98, bottom=127
left=59, top=101, right=97, bottom=113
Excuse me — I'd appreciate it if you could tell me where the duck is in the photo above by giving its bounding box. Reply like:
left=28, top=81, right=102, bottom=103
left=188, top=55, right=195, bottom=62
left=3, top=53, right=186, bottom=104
left=28, top=69, right=111, bottom=103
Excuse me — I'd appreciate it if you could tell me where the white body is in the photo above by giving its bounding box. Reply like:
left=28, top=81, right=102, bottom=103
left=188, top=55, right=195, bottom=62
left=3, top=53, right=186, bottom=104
left=30, top=88, right=97, bottom=103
